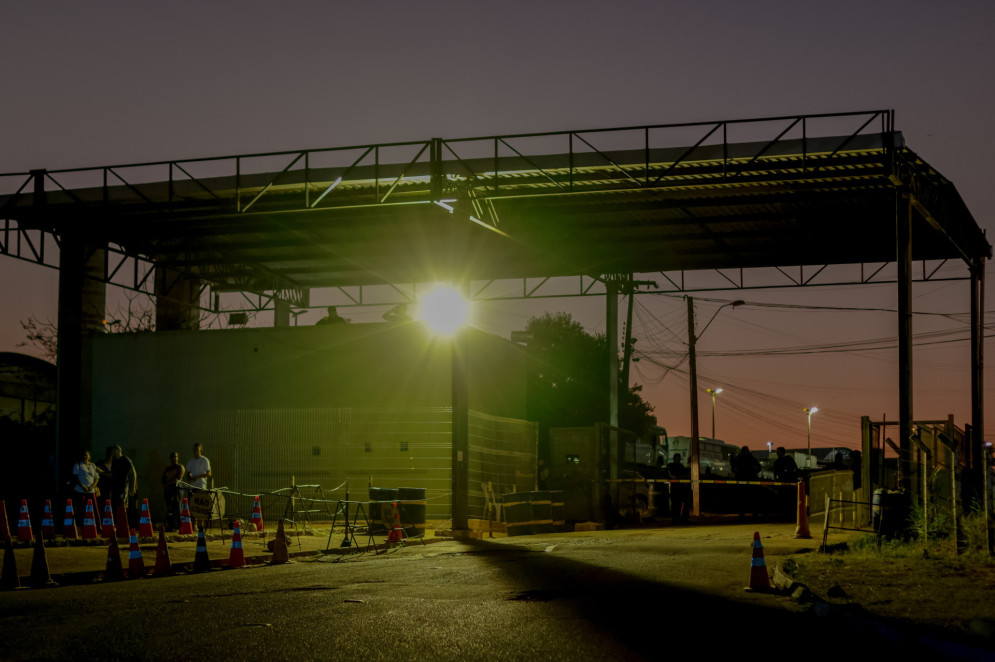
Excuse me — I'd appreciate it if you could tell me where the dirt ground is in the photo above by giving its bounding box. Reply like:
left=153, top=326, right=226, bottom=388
left=786, top=540, right=995, bottom=649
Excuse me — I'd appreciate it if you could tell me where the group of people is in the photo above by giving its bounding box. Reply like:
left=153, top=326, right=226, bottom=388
left=663, top=446, right=800, bottom=522
left=69, top=443, right=212, bottom=531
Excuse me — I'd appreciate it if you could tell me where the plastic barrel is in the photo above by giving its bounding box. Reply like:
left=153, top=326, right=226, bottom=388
left=368, top=487, right=398, bottom=534
left=503, top=492, right=533, bottom=536
left=530, top=491, right=552, bottom=534
left=397, top=487, right=426, bottom=538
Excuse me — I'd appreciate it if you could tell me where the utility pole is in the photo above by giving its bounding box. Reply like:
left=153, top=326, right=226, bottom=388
left=687, top=296, right=701, bottom=517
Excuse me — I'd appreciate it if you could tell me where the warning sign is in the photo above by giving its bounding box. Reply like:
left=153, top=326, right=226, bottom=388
left=189, top=490, right=224, bottom=520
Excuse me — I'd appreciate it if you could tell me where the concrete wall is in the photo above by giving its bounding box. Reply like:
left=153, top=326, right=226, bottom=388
left=88, top=321, right=529, bottom=523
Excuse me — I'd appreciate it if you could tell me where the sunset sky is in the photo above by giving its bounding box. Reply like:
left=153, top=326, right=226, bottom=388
left=2, top=1, right=993, bottom=449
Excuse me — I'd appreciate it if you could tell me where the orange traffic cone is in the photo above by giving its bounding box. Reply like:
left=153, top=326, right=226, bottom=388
left=747, top=531, right=772, bottom=592
left=40, top=500, right=55, bottom=540
left=178, top=499, right=194, bottom=535
left=104, top=535, right=125, bottom=581
left=251, top=495, right=264, bottom=532
left=154, top=526, right=173, bottom=576
left=270, top=519, right=289, bottom=565
left=29, top=534, right=57, bottom=588
left=81, top=499, right=99, bottom=539
left=114, top=502, right=130, bottom=540
left=193, top=527, right=211, bottom=572
left=138, top=499, right=154, bottom=538
left=1, top=540, right=20, bottom=590
left=0, top=501, right=10, bottom=542
left=127, top=529, right=145, bottom=579
left=794, top=480, right=811, bottom=539
left=16, top=500, right=33, bottom=543
left=387, top=501, right=403, bottom=544
left=228, top=520, right=246, bottom=568
left=63, top=499, right=78, bottom=540
left=100, top=499, right=116, bottom=539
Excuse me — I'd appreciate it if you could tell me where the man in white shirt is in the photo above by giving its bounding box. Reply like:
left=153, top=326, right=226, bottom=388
left=186, top=443, right=212, bottom=490
left=71, top=449, right=99, bottom=525
left=186, top=443, right=213, bottom=529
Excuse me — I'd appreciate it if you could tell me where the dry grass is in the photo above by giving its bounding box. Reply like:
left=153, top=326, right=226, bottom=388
left=789, top=533, right=995, bottom=644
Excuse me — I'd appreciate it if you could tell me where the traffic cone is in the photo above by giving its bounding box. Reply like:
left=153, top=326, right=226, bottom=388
left=0, top=501, right=10, bottom=542
left=153, top=526, right=173, bottom=576
left=1, top=541, right=20, bottom=590
left=81, top=499, right=99, bottom=539
left=126, top=529, right=145, bottom=579
left=387, top=501, right=403, bottom=544
left=63, top=499, right=78, bottom=540
left=100, top=499, right=116, bottom=539
left=178, top=499, right=194, bottom=535
left=747, top=531, right=772, bottom=592
left=114, top=502, right=130, bottom=540
left=270, top=519, right=289, bottom=565
left=138, top=499, right=155, bottom=538
left=16, top=500, right=33, bottom=543
left=29, top=534, right=57, bottom=588
left=40, top=500, right=55, bottom=540
left=103, top=535, right=125, bottom=581
left=251, top=495, right=264, bottom=532
left=193, top=527, right=211, bottom=572
left=794, top=479, right=811, bottom=539
left=227, top=520, right=246, bottom=568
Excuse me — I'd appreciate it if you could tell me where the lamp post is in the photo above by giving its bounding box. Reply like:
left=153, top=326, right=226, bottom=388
left=687, top=298, right=744, bottom=517
left=706, top=387, right=723, bottom=439
left=804, top=407, right=819, bottom=464
left=420, top=286, right=471, bottom=533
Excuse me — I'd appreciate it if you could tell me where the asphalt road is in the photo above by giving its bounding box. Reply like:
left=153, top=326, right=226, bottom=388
left=0, top=524, right=987, bottom=661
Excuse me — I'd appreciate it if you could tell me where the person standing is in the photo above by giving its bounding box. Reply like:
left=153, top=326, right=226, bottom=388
left=666, top=453, right=690, bottom=523
left=732, top=446, right=761, bottom=519
left=71, top=449, right=99, bottom=525
left=772, top=447, right=798, bottom=483
left=109, top=445, right=138, bottom=527
left=186, top=443, right=213, bottom=528
left=160, top=452, right=185, bottom=532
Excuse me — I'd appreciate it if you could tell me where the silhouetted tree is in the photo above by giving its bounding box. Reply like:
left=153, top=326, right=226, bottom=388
left=523, top=312, right=655, bottom=459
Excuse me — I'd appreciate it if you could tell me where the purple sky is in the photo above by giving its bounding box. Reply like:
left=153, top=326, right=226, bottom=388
left=2, top=1, right=993, bottom=449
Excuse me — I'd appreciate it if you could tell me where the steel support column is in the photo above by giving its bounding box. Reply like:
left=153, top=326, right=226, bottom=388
left=607, top=280, right=619, bottom=430
left=55, top=236, right=106, bottom=492
left=273, top=299, right=290, bottom=327
left=897, top=189, right=913, bottom=494
left=451, top=281, right=470, bottom=534
left=970, top=260, right=991, bottom=552
left=605, top=280, right=620, bottom=522
left=155, top=267, right=200, bottom=331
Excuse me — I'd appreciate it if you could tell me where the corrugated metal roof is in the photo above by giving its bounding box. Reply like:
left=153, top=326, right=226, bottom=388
left=1, top=115, right=987, bottom=297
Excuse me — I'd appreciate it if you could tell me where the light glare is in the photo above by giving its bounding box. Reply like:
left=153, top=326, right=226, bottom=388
left=419, top=287, right=469, bottom=335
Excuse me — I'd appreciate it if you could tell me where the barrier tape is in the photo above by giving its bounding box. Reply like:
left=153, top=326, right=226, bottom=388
left=175, top=480, right=350, bottom=505
left=606, top=478, right=798, bottom=487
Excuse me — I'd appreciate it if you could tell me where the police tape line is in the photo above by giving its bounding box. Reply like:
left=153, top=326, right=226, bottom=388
left=173, top=481, right=453, bottom=507
left=605, top=478, right=797, bottom=486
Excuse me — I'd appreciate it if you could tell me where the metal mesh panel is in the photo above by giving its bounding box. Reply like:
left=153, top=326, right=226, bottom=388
left=467, top=411, right=538, bottom=519
left=340, top=407, right=453, bottom=521
left=201, top=407, right=454, bottom=523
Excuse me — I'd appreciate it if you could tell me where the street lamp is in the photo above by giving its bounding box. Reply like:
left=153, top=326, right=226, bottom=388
left=804, top=407, right=819, bottom=463
left=687, top=298, right=744, bottom=517
left=706, top=387, right=723, bottom=439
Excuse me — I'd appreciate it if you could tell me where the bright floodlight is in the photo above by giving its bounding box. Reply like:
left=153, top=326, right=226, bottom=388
left=419, top=286, right=469, bottom=336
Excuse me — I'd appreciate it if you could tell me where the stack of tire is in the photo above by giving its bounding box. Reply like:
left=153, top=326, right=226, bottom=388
left=503, top=491, right=559, bottom=536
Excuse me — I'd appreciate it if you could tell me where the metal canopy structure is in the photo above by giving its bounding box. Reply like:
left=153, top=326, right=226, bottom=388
left=1, top=110, right=988, bottom=306
left=1, top=109, right=990, bottom=528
